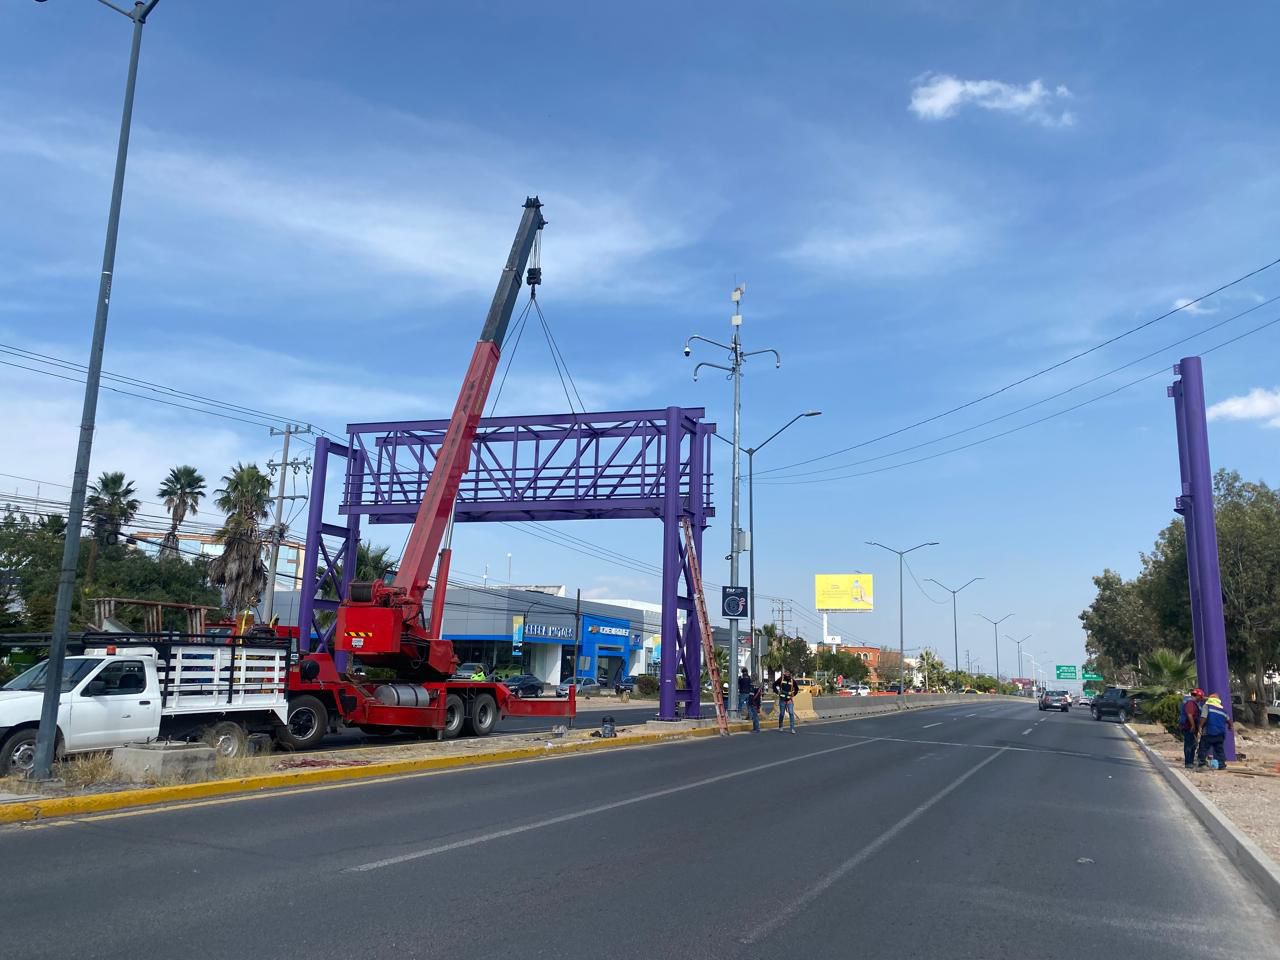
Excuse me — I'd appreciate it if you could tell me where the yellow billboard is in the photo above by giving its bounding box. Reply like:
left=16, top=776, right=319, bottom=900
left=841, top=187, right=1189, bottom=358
left=814, top=574, right=874, bottom=612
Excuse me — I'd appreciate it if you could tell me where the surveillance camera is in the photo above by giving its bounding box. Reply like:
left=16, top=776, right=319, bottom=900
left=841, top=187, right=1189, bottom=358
left=683, top=345, right=691, bottom=357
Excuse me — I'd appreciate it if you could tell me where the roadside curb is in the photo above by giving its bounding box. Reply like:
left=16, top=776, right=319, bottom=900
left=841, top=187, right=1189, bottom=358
left=0, top=721, right=750, bottom=825
left=1122, top=722, right=1280, bottom=914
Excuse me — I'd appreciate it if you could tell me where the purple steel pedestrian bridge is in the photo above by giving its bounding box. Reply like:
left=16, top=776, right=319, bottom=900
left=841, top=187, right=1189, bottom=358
left=298, top=407, right=716, bottom=720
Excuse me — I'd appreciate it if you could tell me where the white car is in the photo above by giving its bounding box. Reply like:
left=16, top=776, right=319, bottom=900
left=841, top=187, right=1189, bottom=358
left=841, top=683, right=871, bottom=697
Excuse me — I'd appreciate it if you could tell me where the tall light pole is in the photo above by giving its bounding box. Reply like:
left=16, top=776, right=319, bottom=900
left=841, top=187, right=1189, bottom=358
left=1007, top=634, right=1032, bottom=696
left=716, top=411, right=822, bottom=677
left=866, top=540, right=938, bottom=704
left=31, top=0, right=163, bottom=781
left=927, top=576, right=983, bottom=674
left=685, top=287, right=780, bottom=717
left=976, top=613, right=1013, bottom=692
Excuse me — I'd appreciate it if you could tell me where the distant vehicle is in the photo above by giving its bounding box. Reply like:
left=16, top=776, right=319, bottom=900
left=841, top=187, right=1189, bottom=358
left=886, top=683, right=905, bottom=694
left=613, top=675, right=638, bottom=694
left=842, top=683, right=871, bottom=697
left=455, top=662, right=490, bottom=679
left=1076, top=693, right=1092, bottom=706
left=960, top=687, right=979, bottom=695
left=1091, top=686, right=1144, bottom=722
left=557, top=677, right=600, bottom=698
left=500, top=674, right=544, bottom=698
left=1039, top=690, right=1072, bottom=712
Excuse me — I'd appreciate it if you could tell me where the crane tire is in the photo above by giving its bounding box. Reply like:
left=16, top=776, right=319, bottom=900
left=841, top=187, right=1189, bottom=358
left=466, top=694, right=498, bottom=737
left=443, top=694, right=465, bottom=739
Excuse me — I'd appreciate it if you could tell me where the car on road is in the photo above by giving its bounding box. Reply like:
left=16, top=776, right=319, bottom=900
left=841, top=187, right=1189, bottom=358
left=1076, top=693, right=1092, bottom=706
left=1091, top=686, right=1144, bottom=722
left=841, top=683, right=871, bottom=696
left=613, top=675, right=638, bottom=694
left=500, top=674, right=544, bottom=698
left=1039, top=689, right=1071, bottom=712
left=455, top=662, right=491, bottom=679
left=556, top=677, right=600, bottom=698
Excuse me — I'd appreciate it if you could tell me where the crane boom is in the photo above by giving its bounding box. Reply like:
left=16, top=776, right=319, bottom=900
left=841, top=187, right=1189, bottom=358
left=336, top=197, right=546, bottom=680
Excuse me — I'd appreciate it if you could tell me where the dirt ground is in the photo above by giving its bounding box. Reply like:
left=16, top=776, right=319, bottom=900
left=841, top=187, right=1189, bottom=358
left=1130, top=719, right=1280, bottom=864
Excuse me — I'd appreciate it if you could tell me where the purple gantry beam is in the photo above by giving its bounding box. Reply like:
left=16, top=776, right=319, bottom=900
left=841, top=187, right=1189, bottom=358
left=299, top=407, right=716, bottom=721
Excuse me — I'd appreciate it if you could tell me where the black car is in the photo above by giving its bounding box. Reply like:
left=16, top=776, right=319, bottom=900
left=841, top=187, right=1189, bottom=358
left=613, top=675, right=638, bottom=693
left=1091, top=686, right=1146, bottom=722
left=500, top=674, right=544, bottom=698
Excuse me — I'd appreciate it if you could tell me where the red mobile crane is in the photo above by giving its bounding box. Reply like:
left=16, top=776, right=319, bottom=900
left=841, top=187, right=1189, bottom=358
left=277, top=198, right=576, bottom=748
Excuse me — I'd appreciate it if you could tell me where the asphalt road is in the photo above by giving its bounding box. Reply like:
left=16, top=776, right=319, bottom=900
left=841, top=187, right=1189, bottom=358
left=3, top=701, right=1276, bottom=960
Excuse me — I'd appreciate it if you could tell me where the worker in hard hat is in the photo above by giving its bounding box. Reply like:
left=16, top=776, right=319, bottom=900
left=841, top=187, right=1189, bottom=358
left=1196, top=693, right=1233, bottom=771
left=470, top=665, right=488, bottom=681
left=1178, top=688, right=1205, bottom=769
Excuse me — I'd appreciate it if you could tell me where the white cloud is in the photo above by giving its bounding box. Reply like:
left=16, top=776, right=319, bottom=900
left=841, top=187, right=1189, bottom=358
left=1173, top=296, right=1215, bottom=315
left=910, top=73, right=1075, bottom=128
left=1207, top=387, right=1280, bottom=427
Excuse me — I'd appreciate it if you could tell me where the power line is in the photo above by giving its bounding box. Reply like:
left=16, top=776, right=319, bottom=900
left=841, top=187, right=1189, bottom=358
left=765, top=293, right=1280, bottom=481
left=759, top=257, right=1280, bottom=477
left=903, top=556, right=949, bottom=605
left=759, top=311, right=1280, bottom=486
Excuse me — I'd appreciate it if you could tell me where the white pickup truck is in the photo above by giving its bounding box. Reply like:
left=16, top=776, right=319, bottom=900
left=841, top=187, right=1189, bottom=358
left=0, top=641, right=290, bottom=776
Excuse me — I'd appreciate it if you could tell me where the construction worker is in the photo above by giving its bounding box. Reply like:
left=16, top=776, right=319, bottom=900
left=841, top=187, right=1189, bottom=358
left=470, top=665, right=488, bottom=681
left=1196, top=692, right=1233, bottom=770
left=738, top=667, right=753, bottom=714
left=1179, top=688, right=1205, bottom=769
left=773, top=671, right=798, bottom=734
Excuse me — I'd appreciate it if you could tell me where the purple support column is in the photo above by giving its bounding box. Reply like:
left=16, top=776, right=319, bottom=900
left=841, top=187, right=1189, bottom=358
left=334, top=447, right=364, bottom=675
left=658, top=406, right=681, bottom=720
left=297, top=437, right=330, bottom=652
left=1171, top=389, right=1207, bottom=689
left=683, top=414, right=706, bottom=718
left=1173, top=357, right=1234, bottom=759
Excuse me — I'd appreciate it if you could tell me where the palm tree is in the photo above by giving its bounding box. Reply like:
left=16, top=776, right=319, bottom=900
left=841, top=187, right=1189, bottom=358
left=1140, top=647, right=1197, bottom=695
left=760, top=623, right=784, bottom=683
left=209, top=463, right=272, bottom=616
left=85, top=471, right=140, bottom=546
left=315, top=542, right=397, bottom=628
left=157, top=465, right=206, bottom=560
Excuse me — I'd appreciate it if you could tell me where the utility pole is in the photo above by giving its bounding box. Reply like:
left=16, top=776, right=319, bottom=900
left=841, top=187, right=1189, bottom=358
left=1007, top=634, right=1031, bottom=696
left=684, top=285, right=780, bottom=718
left=867, top=540, right=938, bottom=705
left=32, top=0, right=163, bottom=782
left=262, top=424, right=311, bottom=624
left=976, top=612, right=1013, bottom=692
left=927, top=576, right=983, bottom=673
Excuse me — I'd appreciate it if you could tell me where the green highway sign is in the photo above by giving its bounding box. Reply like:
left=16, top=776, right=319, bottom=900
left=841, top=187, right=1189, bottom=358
left=1055, top=665, right=1079, bottom=680
left=1082, top=670, right=1103, bottom=681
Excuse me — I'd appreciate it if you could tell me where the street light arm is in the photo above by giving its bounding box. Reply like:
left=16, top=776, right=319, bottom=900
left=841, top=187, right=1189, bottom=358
left=692, top=361, right=732, bottom=381
left=756, top=410, right=821, bottom=453
left=95, top=0, right=135, bottom=16
left=743, top=347, right=782, bottom=368
left=684, top=334, right=733, bottom=354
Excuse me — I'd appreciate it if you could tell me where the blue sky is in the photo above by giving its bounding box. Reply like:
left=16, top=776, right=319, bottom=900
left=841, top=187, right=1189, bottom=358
left=2, top=1, right=1278, bottom=679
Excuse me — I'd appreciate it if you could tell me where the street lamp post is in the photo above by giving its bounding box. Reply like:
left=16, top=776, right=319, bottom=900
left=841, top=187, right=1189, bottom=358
left=1007, top=634, right=1032, bottom=696
left=684, top=287, right=780, bottom=718
left=716, top=412, right=822, bottom=678
left=866, top=540, right=938, bottom=705
left=927, top=576, right=983, bottom=674
left=31, top=0, right=163, bottom=781
left=976, top=613, right=1013, bottom=693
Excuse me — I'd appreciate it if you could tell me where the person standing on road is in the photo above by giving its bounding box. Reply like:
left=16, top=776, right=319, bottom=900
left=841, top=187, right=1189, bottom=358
left=738, top=667, right=753, bottom=713
left=773, top=671, right=798, bottom=734
left=1179, top=688, right=1205, bottom=769
left=748, top=679, right=762, bottom=732
left=1196, top=693, right=1233, bottom=770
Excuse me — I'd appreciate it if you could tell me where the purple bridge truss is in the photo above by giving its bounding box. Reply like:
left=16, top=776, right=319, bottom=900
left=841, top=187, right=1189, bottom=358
left=297, top=407, right=716, bottom=720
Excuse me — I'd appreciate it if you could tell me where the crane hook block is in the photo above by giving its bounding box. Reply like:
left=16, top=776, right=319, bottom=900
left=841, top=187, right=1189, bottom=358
left=526, top=266, right=542, bottom=287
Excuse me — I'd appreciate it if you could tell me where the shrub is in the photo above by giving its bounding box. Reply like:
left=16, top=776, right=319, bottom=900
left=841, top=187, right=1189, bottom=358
left=0, top=663, right=16, bottom=686
left=635, top=674, right=659, bottom=697
left=1146, top=692, right=1185, bottom=738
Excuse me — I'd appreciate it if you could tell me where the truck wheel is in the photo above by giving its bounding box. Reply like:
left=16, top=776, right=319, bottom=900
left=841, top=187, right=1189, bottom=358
left=443, top=694, right=465, bottom=739
left=277, top=695, right=329, bottom=750
left=0, top=729, right=41, bottom=777
left=1092, top=708, right=1101, bottom=721
left=465, top=694, right=498, bottom=737
left=1117, top=708, right=1128, bottom=724
left=202, top=721, right=248, bottom=759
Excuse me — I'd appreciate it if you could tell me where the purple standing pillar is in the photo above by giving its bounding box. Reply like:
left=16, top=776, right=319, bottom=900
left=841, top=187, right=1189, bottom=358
left=1170, top=391, right=1207, bottom=690
left=658, top=406, right=682, bottom=720
left=1171, top=357, right=1234, bottom=759
left=297, top=437, right=330, bottom=653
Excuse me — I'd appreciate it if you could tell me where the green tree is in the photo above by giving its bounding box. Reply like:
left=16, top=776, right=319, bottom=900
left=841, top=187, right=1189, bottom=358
left=759, top=623, right=783, bottom=682
left=157, top=465, right=206, bottom=560
left=209, top=463, right=271, bottom=615
left=1139, top=647, right=1197, bottom=696
left=701, top=645, right=730, bottom=690
left=917, top=648, right=947, bottom=691
left=877, top=646, right=905, bottom=686
left=816, top=650, right=870, bottom=688
left=85, top=471, right=140, bottom=546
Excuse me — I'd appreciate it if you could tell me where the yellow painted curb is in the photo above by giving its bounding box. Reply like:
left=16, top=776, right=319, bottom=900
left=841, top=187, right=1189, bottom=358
left=0, top=720, right=751, bottom=825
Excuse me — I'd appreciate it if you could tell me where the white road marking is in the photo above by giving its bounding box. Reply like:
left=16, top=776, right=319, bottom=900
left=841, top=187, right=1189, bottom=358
left=965, top=713, right=977, bottom=717
left=922, top=722, right=943, bottom=729
left=742, top=747, right=1009, bottom=944
left=1022, top=728, right=1033, bottom=735
left=345, top=739, right=875, bottom=873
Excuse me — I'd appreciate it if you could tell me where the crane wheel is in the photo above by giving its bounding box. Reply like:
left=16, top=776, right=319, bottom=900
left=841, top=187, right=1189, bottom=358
left=277, top=695, right=329, bottom=750
left=443, top=694, right=465, bottom=739
left=465, top=693, right=498, bottom=737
